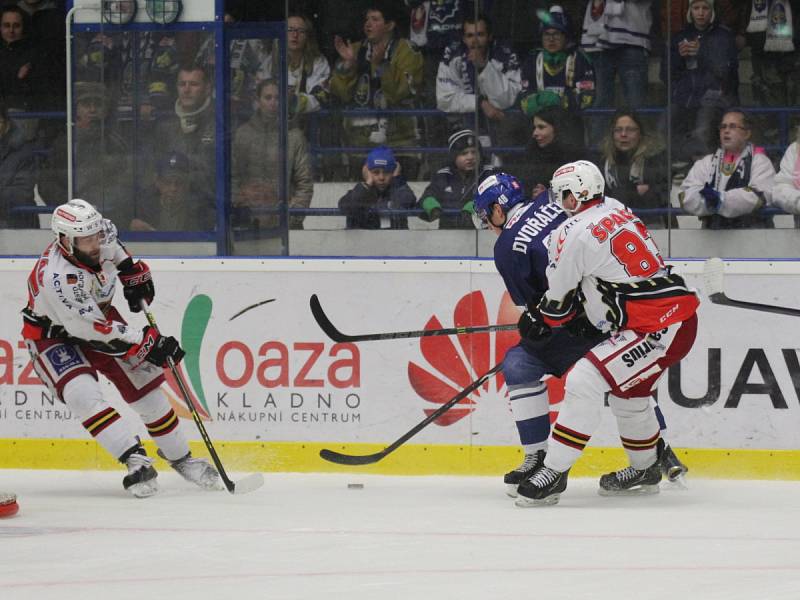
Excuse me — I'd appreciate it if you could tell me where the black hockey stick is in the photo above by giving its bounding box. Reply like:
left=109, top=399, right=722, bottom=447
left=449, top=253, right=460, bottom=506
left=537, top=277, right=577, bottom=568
left=310, top=294, right=517, bottom=343
left=319, top=363, right=502, bottom=465
left=141, top=302, right=264, bottom=494
left=703, top=258, right=800, bottom=317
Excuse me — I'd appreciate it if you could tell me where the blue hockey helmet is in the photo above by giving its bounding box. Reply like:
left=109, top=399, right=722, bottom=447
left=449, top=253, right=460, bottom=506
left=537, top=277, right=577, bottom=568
left=474, top=171, right=526, bottom=226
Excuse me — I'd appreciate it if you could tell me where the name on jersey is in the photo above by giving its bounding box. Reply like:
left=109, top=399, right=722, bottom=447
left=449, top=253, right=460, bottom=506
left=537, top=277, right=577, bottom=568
left=589, top=208, right=639, bottom=243
left=512, top=203, right=563, bottom=253
left=621, top=329, right=667, bottom=367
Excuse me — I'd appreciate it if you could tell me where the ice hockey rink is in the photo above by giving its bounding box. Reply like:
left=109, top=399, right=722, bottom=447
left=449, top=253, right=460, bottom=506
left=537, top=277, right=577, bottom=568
left=2, top=470, right=800, bottom=600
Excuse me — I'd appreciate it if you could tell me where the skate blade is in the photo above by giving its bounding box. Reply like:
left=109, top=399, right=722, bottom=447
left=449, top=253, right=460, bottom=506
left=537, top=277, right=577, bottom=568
left=661, top=474, right=689, bottom=491
left=127, top=479, right=159, bottom=498
left=505, top=483, right=519, bottom=498
left=514, top=493, right=560, bottom=507
left=598, top=484, right=659, bottom=497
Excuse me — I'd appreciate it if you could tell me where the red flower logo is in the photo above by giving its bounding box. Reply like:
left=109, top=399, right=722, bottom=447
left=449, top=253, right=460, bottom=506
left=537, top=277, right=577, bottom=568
left=408, top=290, right=566, bottom=426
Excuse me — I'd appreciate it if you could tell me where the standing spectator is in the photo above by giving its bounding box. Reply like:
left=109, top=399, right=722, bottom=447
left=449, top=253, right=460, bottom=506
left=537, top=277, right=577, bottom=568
left=679, top=109, right=776, bottom=229
left=664, top=0, right=739, bottom=162
left=331, top=2, right=424, bottom=179
left=770, top=130, right=800, bottom=226
left=130, top=152, right=214, bottom=232
left=581, top=0, right=653, bottom=139
left=338, top=145, right=417, bottom=229
left=232, top=79, right=313, bottom=231
left=0, top=101, right=36, bottom=228
left=509, top=104, right=585, bottom=198
left=0, top=5, right=42, bottom=140
left=595, top=109, right=673, bottom=229
left=436, top=12, right=523, bottom=161
left=39, top=82, right=133, bottom=225
left=17, top=0, right=65, bottom=111
left=661, top=0, right=745, bottom=40
left=151, top=64, right=215, bottom=198
left=519, top=5, right=596, bottom=114
left=417, top=128, right=488, bottom=229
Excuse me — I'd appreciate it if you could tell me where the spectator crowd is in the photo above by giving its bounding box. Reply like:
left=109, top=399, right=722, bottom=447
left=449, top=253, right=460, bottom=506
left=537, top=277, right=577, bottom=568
left=1, top=0, right=800, bottom=234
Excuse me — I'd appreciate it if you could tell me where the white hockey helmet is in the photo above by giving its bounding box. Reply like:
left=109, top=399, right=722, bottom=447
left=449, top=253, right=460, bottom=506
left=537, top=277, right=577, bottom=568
left=51, top=199, right=104, bottom=254
left=549, top=160, right=605, bottom=214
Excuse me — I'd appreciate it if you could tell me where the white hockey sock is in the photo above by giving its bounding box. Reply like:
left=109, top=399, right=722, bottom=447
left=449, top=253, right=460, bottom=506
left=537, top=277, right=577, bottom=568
left=129, top=388, right=189, bottom=461
left=610, top=395, right=660, bottom=470
left=63, top=374, right=138, bottom=460
left=544, top=359, right=608, bottom=473
left=508, top=382, right=550, bottom=453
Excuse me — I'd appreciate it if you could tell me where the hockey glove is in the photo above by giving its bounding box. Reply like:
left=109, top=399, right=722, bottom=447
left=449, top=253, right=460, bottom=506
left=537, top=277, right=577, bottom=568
left=518, top=310, right=551, bottom=342
left=699, top=184, right=723, bottom=213
left=118, top=261, right=155, bottom=313
left=127, top=326, right=185, bottom=368
left=564, top=313, right=604, bottom=340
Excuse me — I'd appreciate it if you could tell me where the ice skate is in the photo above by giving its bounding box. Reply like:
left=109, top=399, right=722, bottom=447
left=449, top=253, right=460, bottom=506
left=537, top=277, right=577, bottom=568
left=504, top=450, right=545, bottom=498
left=159, top=450, right=224, bottom=491
left=598, top=461, right=662, bottom=496
left=515, top=465, right=569, bottom=507
left=122, top=450, right=159, bottom=498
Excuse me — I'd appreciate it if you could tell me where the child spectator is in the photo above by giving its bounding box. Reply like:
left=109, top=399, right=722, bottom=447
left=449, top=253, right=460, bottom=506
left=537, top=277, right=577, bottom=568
left=679, top=109, right=776, bottom=229
left=338, top=145, right=416, bottom=229
left=418, top=129, right=488, bottom=229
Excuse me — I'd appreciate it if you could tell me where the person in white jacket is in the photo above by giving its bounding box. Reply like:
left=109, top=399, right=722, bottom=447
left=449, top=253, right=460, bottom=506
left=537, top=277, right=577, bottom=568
left=772, top=138, right=800, bottom=227
left=679, top=109, right=776, bottom=229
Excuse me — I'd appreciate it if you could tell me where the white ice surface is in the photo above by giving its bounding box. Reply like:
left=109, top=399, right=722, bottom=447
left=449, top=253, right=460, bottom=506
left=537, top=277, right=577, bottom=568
left=1, top=470, right=800, bottom=600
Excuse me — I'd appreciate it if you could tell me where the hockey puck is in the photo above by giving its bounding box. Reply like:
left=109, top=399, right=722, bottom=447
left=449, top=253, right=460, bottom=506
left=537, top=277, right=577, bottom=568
left=0, top=494, right=19, bottom=518
left=347, top=483, right=364, bottom=490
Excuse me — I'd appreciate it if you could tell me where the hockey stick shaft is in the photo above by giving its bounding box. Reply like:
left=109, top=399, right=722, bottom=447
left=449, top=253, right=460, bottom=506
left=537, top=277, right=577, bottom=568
left=703, top=258, right=800, bottom=317
left=319, top=363, right=502, bottom=465
left=310, top=294, right=517, bottom=342
left=141, top=302, right=263, bottom=494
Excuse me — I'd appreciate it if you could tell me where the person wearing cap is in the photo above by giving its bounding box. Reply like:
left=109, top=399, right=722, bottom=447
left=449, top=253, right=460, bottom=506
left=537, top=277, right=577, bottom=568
left=130, top=151, right=215, bottom=232
left=338, top=145, right=416, bottom=229
left=663, top=0, right=739, bottom=163
left=417, top=129, right=490, bottom=229
left=519, top=5, right=595, bottom=115
left=39, top=80, right=133, bottom=225
left=232, top=79, right=313, bottom=230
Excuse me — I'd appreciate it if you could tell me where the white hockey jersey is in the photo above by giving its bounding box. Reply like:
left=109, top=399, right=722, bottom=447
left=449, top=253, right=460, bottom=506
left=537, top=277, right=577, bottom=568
left=540, top=198, right=699, bottom=333
left=22, top=223, right=143, bottom=354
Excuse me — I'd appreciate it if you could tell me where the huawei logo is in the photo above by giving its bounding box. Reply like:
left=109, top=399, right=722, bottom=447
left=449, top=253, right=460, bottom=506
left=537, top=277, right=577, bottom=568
left=408, top=291, right=567, bottom=426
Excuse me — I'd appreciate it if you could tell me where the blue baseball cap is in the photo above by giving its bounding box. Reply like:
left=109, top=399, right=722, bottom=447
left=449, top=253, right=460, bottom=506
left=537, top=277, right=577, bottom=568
left=366, top=146, right=397, bottom=172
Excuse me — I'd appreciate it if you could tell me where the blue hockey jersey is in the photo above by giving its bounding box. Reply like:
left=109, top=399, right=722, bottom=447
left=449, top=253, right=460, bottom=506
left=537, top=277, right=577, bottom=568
left=493, top=191, right=566, bottom=308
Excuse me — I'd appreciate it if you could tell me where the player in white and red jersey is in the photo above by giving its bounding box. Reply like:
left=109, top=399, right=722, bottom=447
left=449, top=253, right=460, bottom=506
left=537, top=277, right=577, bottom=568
left=22, top=199, right=222, bottom=498
left=515, top=161, right=700, bottom=506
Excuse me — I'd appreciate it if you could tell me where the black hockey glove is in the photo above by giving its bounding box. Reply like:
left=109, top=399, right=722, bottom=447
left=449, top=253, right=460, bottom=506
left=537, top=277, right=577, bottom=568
left=118, top=260, right=155, bottom=313
left=518, top=310, right=551, bottom=342
left=127, top=326, right=185, bottom=368
left=564, top=313, right=604, bottom=340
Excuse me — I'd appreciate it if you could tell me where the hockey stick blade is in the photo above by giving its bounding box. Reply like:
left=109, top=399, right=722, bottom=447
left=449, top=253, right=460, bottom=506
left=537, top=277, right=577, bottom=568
left=310, top=294, right=516, bottom=343
left=319, top=363, right=502, bottom=465
left=703, top=258, right=800, bottom=317
left=230, top=472, right=265, bottom=494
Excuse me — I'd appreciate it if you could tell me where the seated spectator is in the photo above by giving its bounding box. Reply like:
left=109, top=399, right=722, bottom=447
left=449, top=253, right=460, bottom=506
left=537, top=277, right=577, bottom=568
left=581, top=0, right=652, bottom=140
left=331, top=2, right=423, bottom=179
left=0, top=101, right=36, bottom=228
left=664, top=0, right=739, bottom=163
left=436, top=12, right=523, bottom=160
left=509, top=103, right=585, bottom=197
left=519, top=5, right=595, bottom=115
left=232, top=79, right=313, bottom=230
left=661, top=1, right=745, bottom=41
left=594, top=109, right=674, bottom=229
left=39, top=81, right=133, bottom=225
left=679, top=109, right=775, bottom=229
left=130, top=152, right=214, bottom=231
left=771, top=131, right=800, bottom=226
left=338, top=145, right=416, bottom=229
left=0, top=5, right=43, bottom=140
left=418, top=129, right=489, bottom=229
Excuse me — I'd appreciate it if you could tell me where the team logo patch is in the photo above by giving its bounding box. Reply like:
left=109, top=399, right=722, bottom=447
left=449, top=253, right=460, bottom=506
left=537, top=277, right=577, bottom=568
left=44, top=344, right=83, bottom=376
left=67, top=274, right=78, bottom=284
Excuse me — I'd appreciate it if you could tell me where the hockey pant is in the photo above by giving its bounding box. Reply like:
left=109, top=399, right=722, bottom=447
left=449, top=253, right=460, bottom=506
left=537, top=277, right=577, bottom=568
left=26, top=338, right=190, bottom=462
left=544, top=315, right=698, bottom=473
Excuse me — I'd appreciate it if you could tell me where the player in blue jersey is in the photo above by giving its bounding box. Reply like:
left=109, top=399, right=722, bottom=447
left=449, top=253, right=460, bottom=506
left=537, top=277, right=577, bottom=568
left=474, top=171, right=687, bottom=497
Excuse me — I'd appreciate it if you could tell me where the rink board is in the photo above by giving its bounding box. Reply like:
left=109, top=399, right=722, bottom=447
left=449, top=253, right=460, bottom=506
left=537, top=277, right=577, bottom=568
left=0, top=258, right=799, bottom=478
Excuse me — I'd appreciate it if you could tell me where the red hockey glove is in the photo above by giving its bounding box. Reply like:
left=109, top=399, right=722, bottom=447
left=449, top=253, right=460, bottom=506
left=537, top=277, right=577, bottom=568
left=118, top=261, right=155, bottom=313
left=126, top=326, right=185, bottom=368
